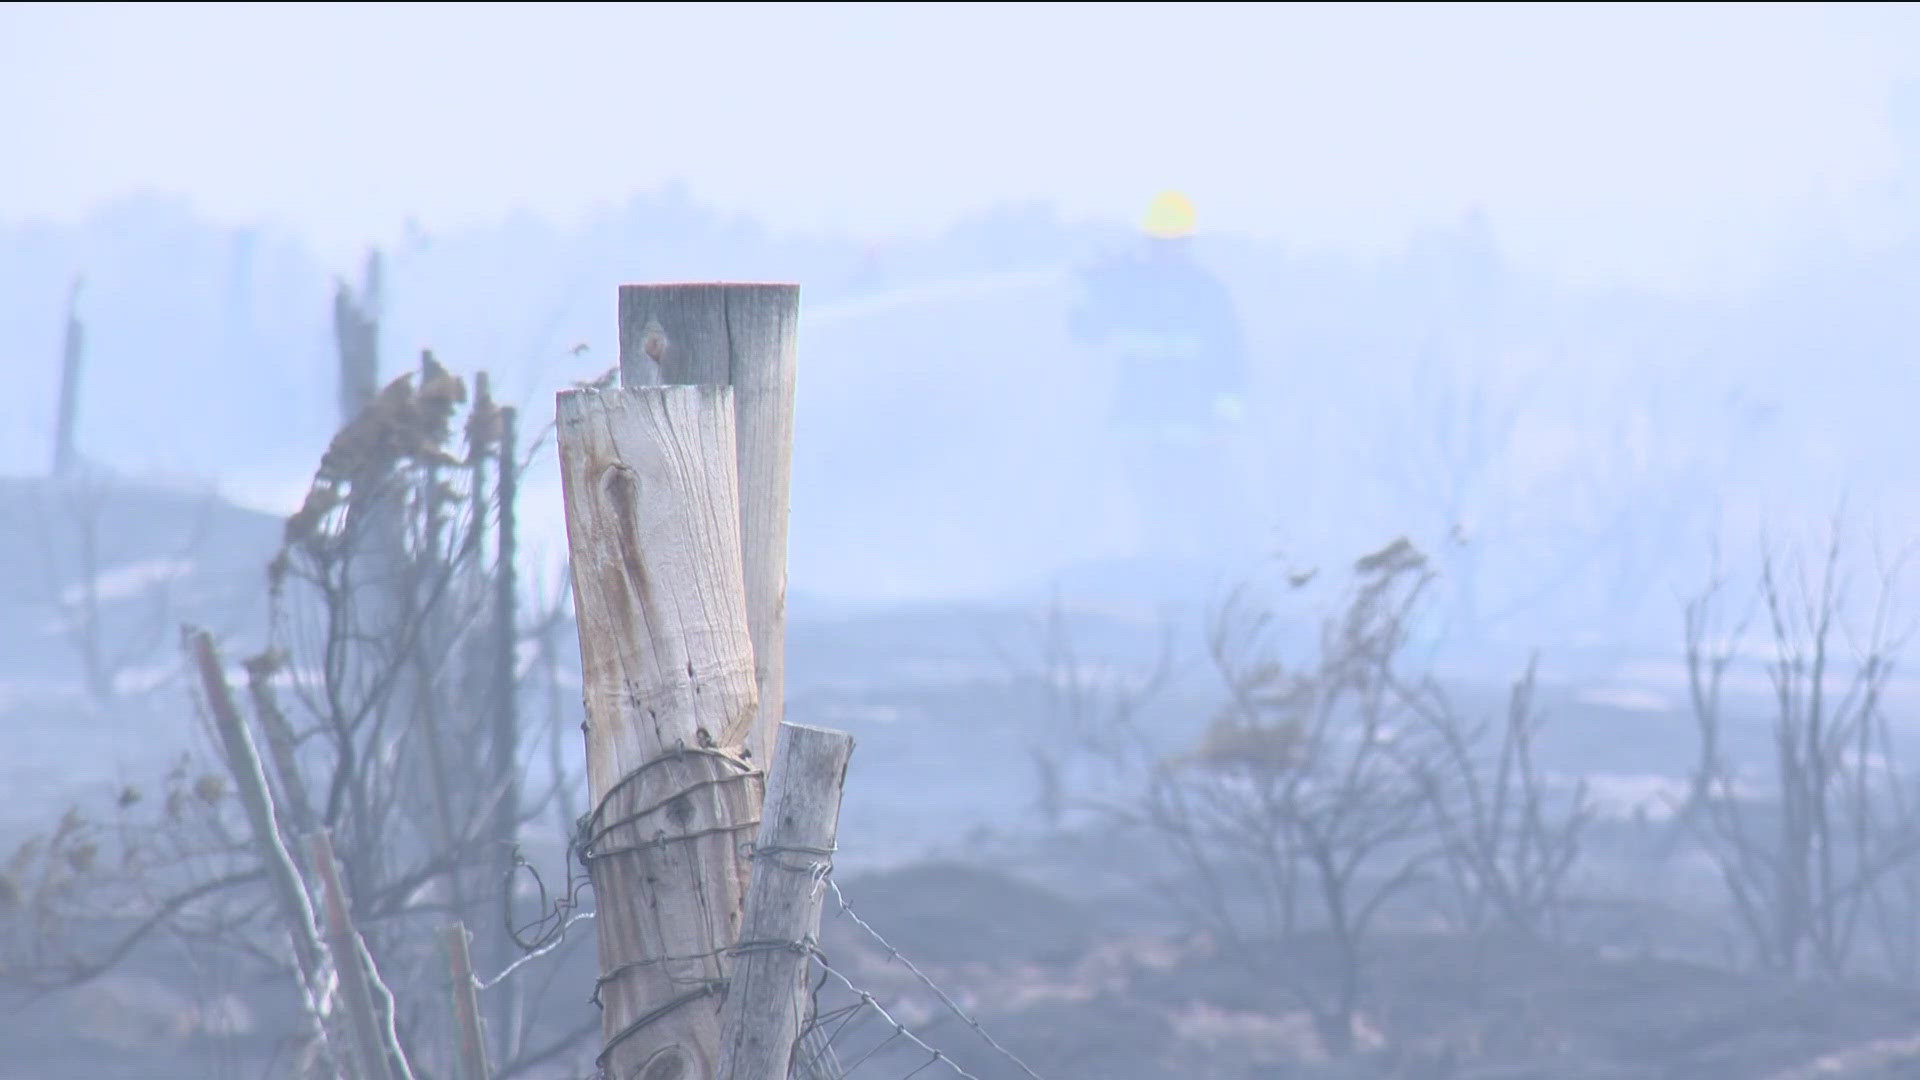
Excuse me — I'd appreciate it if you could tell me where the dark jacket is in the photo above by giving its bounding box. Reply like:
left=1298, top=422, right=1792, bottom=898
left=1070, top=244, right=1247, bottom=435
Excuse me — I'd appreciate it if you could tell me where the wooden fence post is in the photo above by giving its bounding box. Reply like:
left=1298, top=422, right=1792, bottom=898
left=187, top=630, right=327, bottom=986
left=487, top=398, right=524, bottom=1062
left=52, top=276, right=83, bottom=477
left=185, top=629, right=339, bottom=1070
left=619, top=284, right=799, bottom=769
left=334, top=250, right=382, bottom=427
left=558, top=384, right=763, bottom=1080
left=443, top=922, right=491, bottom=1080
left=717, top=722, right=855, bottom=1080
left=308, top=830, right=411, bottom=1080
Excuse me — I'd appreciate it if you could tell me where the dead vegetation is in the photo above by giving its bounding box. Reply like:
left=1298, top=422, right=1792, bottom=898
left=1, top=349, right=596, bottom=1078
left=998, top=521, right=1920, bottom=1076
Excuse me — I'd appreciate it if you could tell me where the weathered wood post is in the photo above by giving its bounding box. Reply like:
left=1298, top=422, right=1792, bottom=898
left=620, top=284, right=799, bottom=769
left=487, top=395, right=524, bottom=1059
left=186, top=629, right=339, bottom=1071
left=334, top=250, right=382, bottom=426
left=187, top=630, right=327, bottom=987
left=308, top=830, right=411, bottom=1080
left=443, top=922, right=491, bottom=1080
left=51, top=276, right=83, bottom=477
left=716, top=722, right=855, bottom=1080
left=559, top=385, right=763, bottom=1080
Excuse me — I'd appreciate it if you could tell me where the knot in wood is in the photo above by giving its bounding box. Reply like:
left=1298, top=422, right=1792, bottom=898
left=637, top=1046, right=687, bottom=1080
left=640, top=317, right=670, bottom=369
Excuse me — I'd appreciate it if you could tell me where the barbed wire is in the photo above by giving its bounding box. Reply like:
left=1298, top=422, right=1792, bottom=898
left=809, top=877, right=1047, bottom=1080
left=587, top=935, right=819, bottom=1076
left=503, top=837, right=593, bottom=954
left=535, top=859, right=1053, bottom=1080
left=476, top=745, right=755, bottom=990
left=468, top=747, right=1044, bottom=1080
left=479, top=910, right=594, bottom=993
left=795, top=953, right=980, bottom=1080
left=467, top=824, right=600, bottom=994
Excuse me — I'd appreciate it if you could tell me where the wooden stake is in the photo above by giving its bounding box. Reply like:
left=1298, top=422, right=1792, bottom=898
left=309, top=830, right=410, bottom=1080
left=619, top=283, right=799, bottom=769
left=488, top=400, right=524, bottom=1061
left=334, top=250, right=382, bottom=426
left=717, top=723, right=855, bottom=1080
left=443, top=922, right=491, bottom=1080
left=186, top=628, right=338, bottom=1071
left=52, top=277, right=83, bottom=477
left=558, top=384, right=762, bottom=1080
left=240, top=651, right=317, bottom=837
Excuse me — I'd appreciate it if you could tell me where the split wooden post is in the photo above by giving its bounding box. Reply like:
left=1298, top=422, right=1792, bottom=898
left=486, top=397, right=524, bottom=1056
left=619, top=284, right=799, bottom=769
left=558, top=385, right=763, bottom=1080
left=717, top=722, right=855, bottom=1080
left=51, top=277, right=82, bottom=477
left=443, top=922, right=491, bottom=1080
left=334, top=250, right=382, bottom=426
left=186, top=628, right=339, bottom=1071
left=308, top=830, right=410, bottom=1080
left=240, top=652, right=318, bottom=836
left=187, top=630, right=327, bottom=989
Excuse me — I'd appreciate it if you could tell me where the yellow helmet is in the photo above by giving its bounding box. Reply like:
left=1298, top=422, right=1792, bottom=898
left=1142, top=190, right=1196, bottom=239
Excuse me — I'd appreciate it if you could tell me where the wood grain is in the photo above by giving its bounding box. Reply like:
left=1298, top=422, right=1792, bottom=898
left=619, top=284, right=799, bottom=769
left=558, top=384, right=764, bottom=1079
left=717, top=722, right=855, bottom=1080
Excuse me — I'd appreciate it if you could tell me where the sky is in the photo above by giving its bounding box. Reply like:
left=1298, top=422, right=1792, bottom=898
left=5, top=3, right=1920, bottom=291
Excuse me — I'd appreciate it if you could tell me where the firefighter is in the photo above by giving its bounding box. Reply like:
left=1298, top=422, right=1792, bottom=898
left=1070, top=191, right=1251, bottom=562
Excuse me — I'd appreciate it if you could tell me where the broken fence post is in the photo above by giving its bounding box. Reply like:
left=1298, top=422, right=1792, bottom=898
left=717, top=722, right=855, bottom=1080
left=186, top=628, right=339, bottom=1071
left=308, top=830, right=411, bottom=1080
left=443, top=921, right=491, bottom=1080
left=619, top=283, right=799, bottom=769
left=558, top=383, right=762, bottom=1079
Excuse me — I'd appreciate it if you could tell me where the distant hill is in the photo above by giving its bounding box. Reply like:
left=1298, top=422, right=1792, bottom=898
left=0, top=470, right=283, bottom=698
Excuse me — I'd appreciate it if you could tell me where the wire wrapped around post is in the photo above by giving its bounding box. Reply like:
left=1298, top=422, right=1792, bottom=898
left=557, top=384, right=763, bottom=1079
